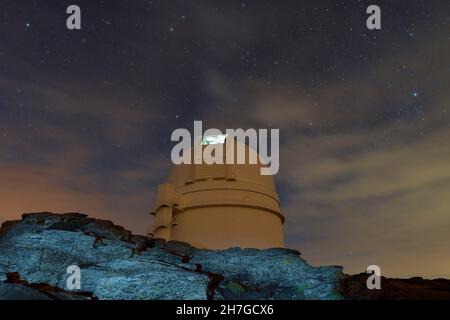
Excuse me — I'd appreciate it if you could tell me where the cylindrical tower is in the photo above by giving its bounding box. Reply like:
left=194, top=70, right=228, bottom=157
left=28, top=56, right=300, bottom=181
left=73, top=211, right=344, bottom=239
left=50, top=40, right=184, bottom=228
left=149, top=139, right=284, bottom=249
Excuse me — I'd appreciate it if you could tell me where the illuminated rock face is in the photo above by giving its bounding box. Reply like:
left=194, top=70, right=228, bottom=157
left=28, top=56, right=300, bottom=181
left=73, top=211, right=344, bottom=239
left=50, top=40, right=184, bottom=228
left=149, top=141, right=285, bottom=249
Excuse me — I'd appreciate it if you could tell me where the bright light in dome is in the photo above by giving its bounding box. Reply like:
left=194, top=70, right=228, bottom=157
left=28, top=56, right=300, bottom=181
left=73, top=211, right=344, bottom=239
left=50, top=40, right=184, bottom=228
left=201, top=134, right=227, bottom=145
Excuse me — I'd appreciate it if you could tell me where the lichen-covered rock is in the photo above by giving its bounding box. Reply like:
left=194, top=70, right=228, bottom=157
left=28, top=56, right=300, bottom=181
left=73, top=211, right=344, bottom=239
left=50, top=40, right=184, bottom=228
left=0, top=212, right=343, bottom=300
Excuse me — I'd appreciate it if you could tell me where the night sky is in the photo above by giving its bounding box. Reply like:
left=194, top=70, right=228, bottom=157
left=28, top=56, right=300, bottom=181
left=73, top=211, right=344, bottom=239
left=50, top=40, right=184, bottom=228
left=1, top=0, right=449, bottom=278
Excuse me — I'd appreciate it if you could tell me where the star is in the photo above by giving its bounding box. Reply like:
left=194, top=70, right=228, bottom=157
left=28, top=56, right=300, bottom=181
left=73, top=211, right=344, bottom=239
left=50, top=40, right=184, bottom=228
left=25, top=23, right=31, bottom=28
left=412, top=91, right=419, bottom=97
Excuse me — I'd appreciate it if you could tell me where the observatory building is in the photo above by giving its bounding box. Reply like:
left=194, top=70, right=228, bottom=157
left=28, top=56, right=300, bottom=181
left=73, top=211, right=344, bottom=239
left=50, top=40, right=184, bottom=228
left=148, top=136, right=285, bottom=249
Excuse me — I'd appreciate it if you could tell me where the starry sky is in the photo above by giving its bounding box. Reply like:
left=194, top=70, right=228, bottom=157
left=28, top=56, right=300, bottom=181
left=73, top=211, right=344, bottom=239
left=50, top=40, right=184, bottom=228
left=1, top=0, right=449, bottom=278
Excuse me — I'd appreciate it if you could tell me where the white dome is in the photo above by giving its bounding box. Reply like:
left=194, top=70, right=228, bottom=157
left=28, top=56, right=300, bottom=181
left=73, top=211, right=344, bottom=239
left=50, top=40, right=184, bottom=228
left=149, top=139, right=284, bottom=249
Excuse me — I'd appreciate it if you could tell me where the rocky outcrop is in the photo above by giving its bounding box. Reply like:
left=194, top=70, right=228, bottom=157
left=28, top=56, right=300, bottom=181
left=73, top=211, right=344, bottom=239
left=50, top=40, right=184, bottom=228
left=0, top=212, right=342, bottom=300
left=0, top=212, right=449, bottom=300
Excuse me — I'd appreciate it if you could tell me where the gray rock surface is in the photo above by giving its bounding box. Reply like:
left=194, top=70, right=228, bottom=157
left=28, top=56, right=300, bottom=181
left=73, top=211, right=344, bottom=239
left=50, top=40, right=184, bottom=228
left=0, top=212, right=343, bottom=300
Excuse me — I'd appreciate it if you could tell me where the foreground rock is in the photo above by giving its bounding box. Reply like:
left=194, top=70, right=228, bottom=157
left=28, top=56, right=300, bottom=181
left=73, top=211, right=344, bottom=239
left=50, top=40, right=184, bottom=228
left=0, top=213, right=449, bottom=300
left=0, top=212, right=342, bottom=300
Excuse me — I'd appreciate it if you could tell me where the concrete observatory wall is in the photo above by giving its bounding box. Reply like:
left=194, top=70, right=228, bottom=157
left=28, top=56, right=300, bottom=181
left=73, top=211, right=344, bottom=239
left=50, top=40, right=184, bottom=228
left=149, top=139, right=285, bottom=249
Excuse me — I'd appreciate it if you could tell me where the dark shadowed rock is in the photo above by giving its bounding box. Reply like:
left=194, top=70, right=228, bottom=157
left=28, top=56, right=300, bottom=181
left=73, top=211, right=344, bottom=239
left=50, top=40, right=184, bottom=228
left=1, top=271, right=93, bottom=300
left=0, top=282, right=52, bottom=300
left=339, top=273, right=450, bottom=300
